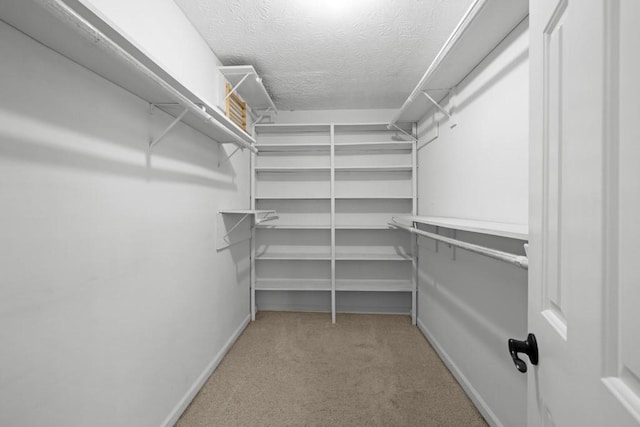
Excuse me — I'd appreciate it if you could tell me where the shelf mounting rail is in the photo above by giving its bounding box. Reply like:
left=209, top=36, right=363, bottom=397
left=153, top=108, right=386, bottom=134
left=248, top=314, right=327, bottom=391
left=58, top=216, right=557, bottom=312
left=390, top=218, right=528, bottom=269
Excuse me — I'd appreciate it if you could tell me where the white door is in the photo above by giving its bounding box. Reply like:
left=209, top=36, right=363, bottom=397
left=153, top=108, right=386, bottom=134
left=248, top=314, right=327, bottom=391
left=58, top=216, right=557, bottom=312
left=528, top=0, right=640, bottom=425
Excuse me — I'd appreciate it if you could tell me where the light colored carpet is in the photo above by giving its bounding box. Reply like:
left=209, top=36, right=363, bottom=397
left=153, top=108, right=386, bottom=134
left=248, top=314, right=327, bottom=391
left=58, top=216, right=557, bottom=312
left=177, top=311, right=487, bottom=426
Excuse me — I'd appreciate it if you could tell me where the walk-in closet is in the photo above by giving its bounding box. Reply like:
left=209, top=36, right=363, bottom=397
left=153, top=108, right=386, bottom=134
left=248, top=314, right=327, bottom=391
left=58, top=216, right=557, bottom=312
left=2, top=0, right=639, bottom=426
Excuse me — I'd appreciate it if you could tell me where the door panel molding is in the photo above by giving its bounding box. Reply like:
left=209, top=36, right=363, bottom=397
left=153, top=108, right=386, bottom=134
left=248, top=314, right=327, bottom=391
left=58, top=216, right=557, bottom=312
left=602, top=0, right=640, bottom=422
left=541, top=0, right=568, bottom=339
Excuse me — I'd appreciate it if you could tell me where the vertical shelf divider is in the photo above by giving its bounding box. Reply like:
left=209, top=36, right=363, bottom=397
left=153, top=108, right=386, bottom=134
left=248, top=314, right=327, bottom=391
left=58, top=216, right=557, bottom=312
left=411, top=123, right=418, bottom=325
left=250, top=133, right=257, bottom=321
left=330, top=124, right=336, bottom=324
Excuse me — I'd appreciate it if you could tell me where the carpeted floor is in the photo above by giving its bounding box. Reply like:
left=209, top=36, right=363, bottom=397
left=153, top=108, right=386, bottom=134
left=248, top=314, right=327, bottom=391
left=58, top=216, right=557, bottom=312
left=177, top=311, right=487, bottom=426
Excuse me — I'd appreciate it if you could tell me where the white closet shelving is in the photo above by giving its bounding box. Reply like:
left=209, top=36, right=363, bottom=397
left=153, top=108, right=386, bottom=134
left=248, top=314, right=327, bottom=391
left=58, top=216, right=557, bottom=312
left=394, top=215, right=528, bottom=241
left=217, top=210, right=276, bottom=250
left=388, top=0, right=528, bottom=127
left=0, top=0, right=258, bottom=152
left=219, top=65, right=278, bottom=115
left=252, top=122, right=417, bottom=323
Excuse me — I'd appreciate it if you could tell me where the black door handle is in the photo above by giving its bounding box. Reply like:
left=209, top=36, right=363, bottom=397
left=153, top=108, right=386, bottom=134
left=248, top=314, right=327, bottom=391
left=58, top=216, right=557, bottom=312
left=508, top=333, right=538, bottom=373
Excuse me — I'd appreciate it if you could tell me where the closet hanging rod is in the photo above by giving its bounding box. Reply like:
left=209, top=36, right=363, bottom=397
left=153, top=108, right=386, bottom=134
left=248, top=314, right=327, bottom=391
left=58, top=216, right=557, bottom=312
left=41, top=0, right=257, bottom=154
left=390, top=220, right=528, bottom=270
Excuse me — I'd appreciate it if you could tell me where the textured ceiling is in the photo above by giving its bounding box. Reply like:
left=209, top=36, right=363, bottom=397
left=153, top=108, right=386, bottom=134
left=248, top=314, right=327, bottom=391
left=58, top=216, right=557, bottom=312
left=174, top=0, right=474, bottom=110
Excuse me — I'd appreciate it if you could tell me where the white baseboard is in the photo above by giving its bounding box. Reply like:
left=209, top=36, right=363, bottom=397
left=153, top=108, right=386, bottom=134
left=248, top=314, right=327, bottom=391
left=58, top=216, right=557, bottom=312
left=161, top=314, right=251, bottom=427
left=416, top=318, right=502, bottom=427
left=258, top=305, right=410, bottom=316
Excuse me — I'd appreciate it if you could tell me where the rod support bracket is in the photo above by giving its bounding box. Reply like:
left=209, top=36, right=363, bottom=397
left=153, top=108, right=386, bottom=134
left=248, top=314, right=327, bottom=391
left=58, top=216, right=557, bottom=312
left=218, top=145, right=243, bottom=168
left=149, top=105, right=189, bottom=150
left=422, top=90, right=456, bottom=128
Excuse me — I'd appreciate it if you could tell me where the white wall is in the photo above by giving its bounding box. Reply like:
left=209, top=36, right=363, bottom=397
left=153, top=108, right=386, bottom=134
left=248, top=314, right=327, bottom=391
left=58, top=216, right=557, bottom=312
left=417, top=22, right=529, bottom=225
left=0, top=2, right=251, bottom=425
left=84, top=0, right=227, bottom=109
left=415, top=19, right=529, bottom=427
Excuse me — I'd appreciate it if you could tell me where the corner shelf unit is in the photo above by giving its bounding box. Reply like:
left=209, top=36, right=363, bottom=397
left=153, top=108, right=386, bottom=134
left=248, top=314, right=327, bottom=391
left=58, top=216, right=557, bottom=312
left=388, top=0, right=528, bottom=126
left=1, top=0, right=257, bottom=152
left=251, top=122, right=417, bottom=324
left=219, top=65, right=278, bottom=116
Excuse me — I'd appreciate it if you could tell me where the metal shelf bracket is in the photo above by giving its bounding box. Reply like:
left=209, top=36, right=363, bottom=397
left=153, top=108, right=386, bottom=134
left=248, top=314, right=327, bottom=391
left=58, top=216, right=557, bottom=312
left=149, top=103, right=189, bottom=149
left=389, top=123, right=418, bottom=142
left=224, top=72, right=252, bottom=101
left=422, top=90, right=457, bottom=128
left=218, top=145, right=243, bottom=168
left=217, top=210, right=277, bottom=250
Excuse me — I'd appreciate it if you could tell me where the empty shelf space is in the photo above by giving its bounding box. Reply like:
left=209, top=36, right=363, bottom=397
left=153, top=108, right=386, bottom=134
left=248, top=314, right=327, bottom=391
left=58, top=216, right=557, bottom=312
left=336, top=199, right=413, bottom=229
left=255, top=279, right=332, bottom=292
left=255, top=171, right=330, bottom=198
left=255, top=199, right=330, bottom=228
left=335, top=225, right=392, bottom=230
left=334, top=170, right=413, bottom=199
left=335, top=253, right=413, bottom=261
left=336, top=228, right=412, bottom=261
left=334, top=141, right=413, bottom=151
left=333, top=122, right=413, bottom=133
left=256, top=253, right=332, bottom=261
left=335, top=165, right=413, bottom=172
left=256, top=143, right=330, bottom=152
left=255, top=166, right=331, bottom=173
left=256, top=196, right=332, bottom=200
left=335, top=196, right=413, bottom=200
left=256, top=229, right=331, bottom=261
left=335, top=280, right=413, bottom=292
left=336, top=260, right=412, bottom=291
left=255, top=123, right=332, bottom=134
left=256, top=225, right=331, bottom=230
left=219, top=209, right=275, bottom=215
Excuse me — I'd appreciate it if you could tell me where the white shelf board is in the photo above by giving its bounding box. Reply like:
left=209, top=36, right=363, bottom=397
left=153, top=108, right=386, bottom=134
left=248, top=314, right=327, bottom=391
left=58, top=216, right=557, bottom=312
left=334, top=141, right=413, bottom=151
left=256, top=225, right=393, bottom=230
left=255, top=279, right=332, bottom=292
left=389, top=0, right=528, bottom=124
left=219, top=65, right=277, bottom=112
left=256, top=225, right=392, bottom=230
left=396, top=215, right=528, bottom=240
left=255, top=166, right=331, bottom=173
left=335, top=280, right=413, bottom=292
left=335, top=253, right=413, bottom=261
left=219, top=209, right=275, bottom=215
left=256, top=225, right=331, bottom=230
left=256, top=143, right=330, bottom=152
left=0, top=0, right=256, bottom=150
left=256, top=253, right=332, bottom=261
left=335, top=196, right=414, bottom=200
left=256, top=196, right=331, bottom=200
left=335, top=165, right=412, bottom=172
left=334, top=122, right=413, bottom=133
left=255, top=123, right=331, bottom=134
left=335, top=225, right=392, bottom=230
